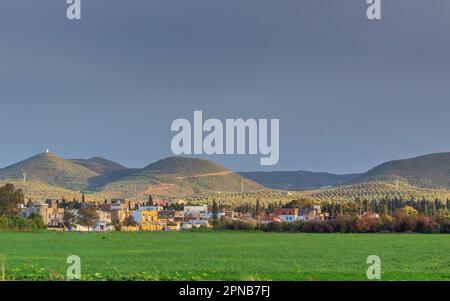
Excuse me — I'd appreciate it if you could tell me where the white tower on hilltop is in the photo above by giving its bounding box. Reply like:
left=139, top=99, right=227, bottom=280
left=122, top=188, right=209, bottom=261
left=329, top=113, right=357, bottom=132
left=45, top=149, right=50, bottom=154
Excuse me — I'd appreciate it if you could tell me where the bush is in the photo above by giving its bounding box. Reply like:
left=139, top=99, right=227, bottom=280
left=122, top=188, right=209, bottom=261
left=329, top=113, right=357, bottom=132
left=355, top=216, right=382, bottom=233
left=28, top=214, right=46, bottom=230
left=0, top=216, right=46, bottom=231
left=330, top=214, right=357, bottom=233
left=438, top=218, right=450, bottom=233
left=215, top=220, right=257, bottom=231
left=415, top=216, right=439, bottom=233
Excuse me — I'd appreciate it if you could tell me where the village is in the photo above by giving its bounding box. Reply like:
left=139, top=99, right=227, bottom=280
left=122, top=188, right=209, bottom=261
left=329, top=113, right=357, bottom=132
left=19, top=197, right=330, bottom=232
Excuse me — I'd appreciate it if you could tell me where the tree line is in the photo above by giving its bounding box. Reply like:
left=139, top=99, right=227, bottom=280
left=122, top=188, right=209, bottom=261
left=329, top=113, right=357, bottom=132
left=212, top=197, right=450, bottom=233
left=322, top=197, right=450, bottom=217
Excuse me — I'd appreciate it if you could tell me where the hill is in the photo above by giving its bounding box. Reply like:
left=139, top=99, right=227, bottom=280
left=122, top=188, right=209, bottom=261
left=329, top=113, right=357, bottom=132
left=70, top=157, right=127, bottom=174
left=5, top=151, right=450, bottom=203
left=0, top=152, right=98, bottom=191
left=350, top=152, right=450, bottom=189
left=143, top=157, right=228, bottom=176
left=302, top=181, right=450, bottom=202
left=240, top=170, right=361, bottom=191
left=0, top=180, right=104, bottom=203
left=98, top=157, right=264, bottom=199
left=70, top=157, right=134, bottom=189
left=187, top=181, right=450, bottom=205
left=0, top=155, right=263, bottom=200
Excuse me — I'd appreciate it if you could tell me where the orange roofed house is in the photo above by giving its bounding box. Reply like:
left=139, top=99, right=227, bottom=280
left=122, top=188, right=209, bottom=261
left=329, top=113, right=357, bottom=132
left=274, top=208, right=299, bottom=222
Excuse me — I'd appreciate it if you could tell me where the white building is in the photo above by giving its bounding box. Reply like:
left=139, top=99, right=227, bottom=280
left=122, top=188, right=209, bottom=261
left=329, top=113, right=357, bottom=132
left=71, top=221, right=114, bottom=232
left=184, top=205, right=208, bottom=219
left=189, top=219, right=209, bottom=228
left=138, top=205, right=163, bottom=211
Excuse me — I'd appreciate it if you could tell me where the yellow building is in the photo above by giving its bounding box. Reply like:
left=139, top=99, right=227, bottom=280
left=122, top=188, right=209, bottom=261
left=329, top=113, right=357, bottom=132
left=132, top=210, right=162, bottom=231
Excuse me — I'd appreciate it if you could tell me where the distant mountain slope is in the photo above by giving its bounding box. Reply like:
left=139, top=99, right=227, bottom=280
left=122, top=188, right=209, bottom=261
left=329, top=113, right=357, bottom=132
left=0, top=152, right=98, bottom=191
left=0, top=180, right=105, bottom=203
left=99, top=157, right=263, bottom=198
left=240, top=170, right=361, bottom=191
left=70, top=157, right=127, bottom=174
left=302, top=181, right=450, bottom=202
left=186, top=182, right=450, bottom=205
left=70, top=157, right=137, bottom=191
left=350, top=152, right=450, bottom=189
left=5, top=151, right=450, bottom=202
left=0, top=154, right=262, bottom=199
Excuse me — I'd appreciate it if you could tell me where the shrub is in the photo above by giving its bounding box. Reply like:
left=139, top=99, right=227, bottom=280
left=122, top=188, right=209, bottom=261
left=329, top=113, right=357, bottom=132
left=392, top=216, right=416, bottom=232
left=215, top=220, right=257, bottom=231
left=438, top=218, right=450, bottom=233
left=28, top=214, right=46, bottom=230
left=355, top=216, right=382, bottom=233
left=0, top=216, right=45, bottom=231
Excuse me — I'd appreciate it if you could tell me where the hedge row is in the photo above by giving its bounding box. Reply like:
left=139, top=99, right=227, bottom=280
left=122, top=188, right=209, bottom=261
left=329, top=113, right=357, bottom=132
left=215, top=215, right=450, bottom=233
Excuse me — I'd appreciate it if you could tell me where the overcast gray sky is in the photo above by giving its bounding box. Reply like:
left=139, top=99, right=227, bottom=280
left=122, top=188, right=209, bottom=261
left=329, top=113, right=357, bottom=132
left=0, top=0, right=449, bottom=173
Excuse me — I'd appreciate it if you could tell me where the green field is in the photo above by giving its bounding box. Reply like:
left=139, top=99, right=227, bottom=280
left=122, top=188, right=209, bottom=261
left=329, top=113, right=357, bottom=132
left=0, top=231, right=449, bottom=281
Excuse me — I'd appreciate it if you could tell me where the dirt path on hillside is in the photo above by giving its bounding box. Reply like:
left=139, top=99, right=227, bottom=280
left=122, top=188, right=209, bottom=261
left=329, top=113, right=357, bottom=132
left=173, top=171, right=234, bottom=181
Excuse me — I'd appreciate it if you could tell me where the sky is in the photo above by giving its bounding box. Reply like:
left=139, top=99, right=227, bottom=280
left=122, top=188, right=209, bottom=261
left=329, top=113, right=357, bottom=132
left=0, top=0, right=450, bottom=173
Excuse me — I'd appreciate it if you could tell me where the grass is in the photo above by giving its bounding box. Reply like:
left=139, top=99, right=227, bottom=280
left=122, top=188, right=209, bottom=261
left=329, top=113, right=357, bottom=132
left=0, top=231, right=449, bottom=281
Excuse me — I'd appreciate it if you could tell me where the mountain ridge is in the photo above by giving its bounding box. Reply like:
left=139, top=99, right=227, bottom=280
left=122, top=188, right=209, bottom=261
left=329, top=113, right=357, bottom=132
left=3, top=151, right=450, bottom=201
left=0, top=154, right=263, bottom=199
left=240, top=170, right=361, bottom=191
left=99, top=156, right=263, bottom=197
left=348, top=152, right=450, bottom=189
left=0, top=152, right=98, bottom=191
left=70, top=157, right=127, bottom=174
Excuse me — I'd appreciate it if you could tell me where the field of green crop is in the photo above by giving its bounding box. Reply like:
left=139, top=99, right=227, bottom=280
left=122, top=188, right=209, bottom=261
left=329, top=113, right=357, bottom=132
left=0, top=231, right=449, bottom=281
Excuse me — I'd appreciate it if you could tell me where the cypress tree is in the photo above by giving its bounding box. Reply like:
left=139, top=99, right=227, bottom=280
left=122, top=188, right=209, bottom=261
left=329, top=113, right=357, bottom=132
left=212, top=199, right=219, bottom=222
left=255, top=198, right=261, bottom=216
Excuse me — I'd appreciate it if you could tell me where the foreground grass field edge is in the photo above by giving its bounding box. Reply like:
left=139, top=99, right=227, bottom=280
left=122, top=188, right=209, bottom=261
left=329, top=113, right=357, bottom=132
left=0, top=231, right=449, bottom=281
